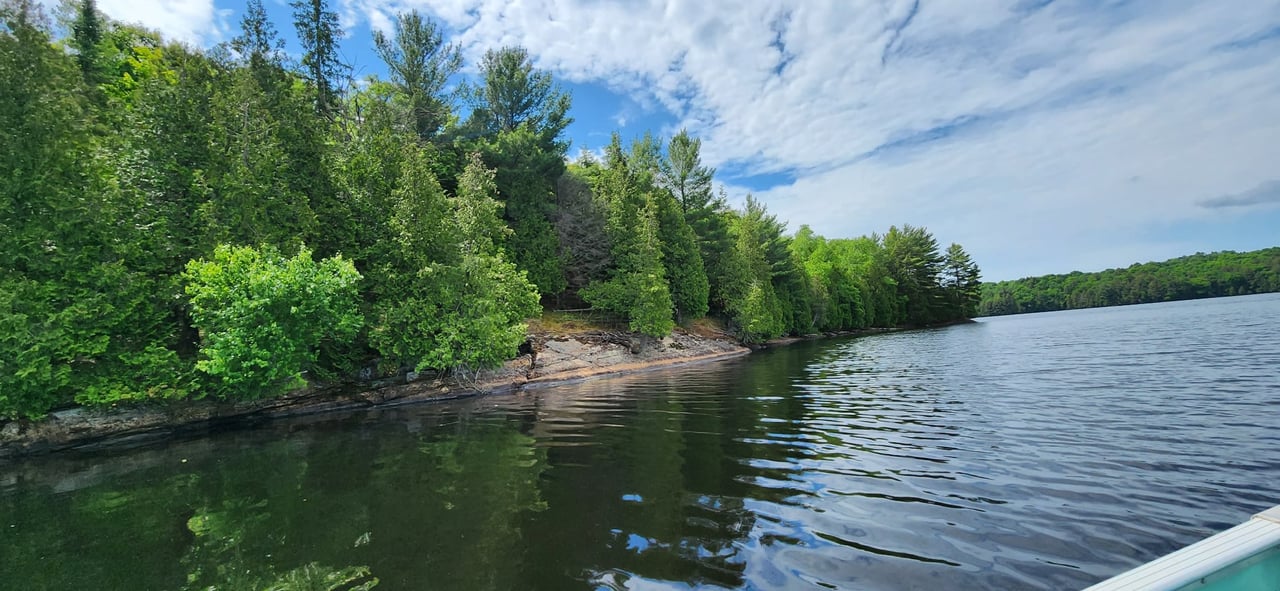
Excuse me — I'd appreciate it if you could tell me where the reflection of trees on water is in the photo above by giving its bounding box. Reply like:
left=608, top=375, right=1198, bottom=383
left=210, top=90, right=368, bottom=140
left=2, top=351, right=821, bottom=590
left=1, top=410, right=550, bottom=590
left=515, top=352, right=823, bottom=589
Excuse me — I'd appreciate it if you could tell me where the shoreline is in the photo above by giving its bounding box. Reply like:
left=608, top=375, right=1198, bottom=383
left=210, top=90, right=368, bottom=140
left=759, top=318, right=975, bottom=348
left=0, top=319, right=973, bottom=460
left=0, top=329, right=750, bottom=459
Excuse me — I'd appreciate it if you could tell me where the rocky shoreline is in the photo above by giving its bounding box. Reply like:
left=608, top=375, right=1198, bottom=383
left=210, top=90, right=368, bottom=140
left=0, top=329, right=749, bottom=459
left=0, top=321, right=974, bottom=459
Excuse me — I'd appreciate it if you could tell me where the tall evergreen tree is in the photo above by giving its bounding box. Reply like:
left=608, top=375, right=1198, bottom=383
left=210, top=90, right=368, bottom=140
left=372, top=10, right=461, bottom=141
left=882, top=225, right=945, bottom=325
left=469, top=46, right=573, bottom=296
left=554, top=167, right=611, bottom=297
left=582, top=134, right=674, bottom=338
left=290, top=0, right=347, bottom=118
left=70, top=0, right=103, bottom=86
left=659, top=129, right=714, bottom=212
left=231, top=0, right=283, bottom=76
left=468, top=46, right=571, bottom=141
left=202, top=0, right=320, bottom=251
left=729, top=196, right=789, bottom=341
left=658, top=132, right=739, bottom=316
left=630, top=133, right=708, bottom=321
left=942, top=243, right=981, bottom=319
left=654, top=189, right=709, bottom=321
left=368, top=149, right=539, bottom=372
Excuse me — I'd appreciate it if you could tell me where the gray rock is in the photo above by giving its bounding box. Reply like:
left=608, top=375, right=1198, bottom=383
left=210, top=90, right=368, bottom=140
left=546, top=339, right=587, bottom=356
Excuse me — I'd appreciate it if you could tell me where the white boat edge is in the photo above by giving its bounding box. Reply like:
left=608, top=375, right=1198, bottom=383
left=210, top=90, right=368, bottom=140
left=1083, top=505, right=1280, bottom=590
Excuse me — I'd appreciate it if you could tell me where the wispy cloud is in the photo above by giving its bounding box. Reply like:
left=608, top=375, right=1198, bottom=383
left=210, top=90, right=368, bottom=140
left=1198, top=180, right=1280, bottom=210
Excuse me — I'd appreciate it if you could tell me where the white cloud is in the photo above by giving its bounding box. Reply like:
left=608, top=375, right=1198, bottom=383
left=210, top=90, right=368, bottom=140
left=336, top=0, right=1280, bottom=280
left=92, top=0, right=229, bottom=45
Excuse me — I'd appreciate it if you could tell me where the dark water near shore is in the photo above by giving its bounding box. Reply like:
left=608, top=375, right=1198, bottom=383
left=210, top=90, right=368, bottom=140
left=3, top=294, right=1279, bottom=590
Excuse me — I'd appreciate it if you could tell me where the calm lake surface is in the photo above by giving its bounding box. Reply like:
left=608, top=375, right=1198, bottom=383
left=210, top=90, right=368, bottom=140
left=3, top=294, right=1279, bottom=590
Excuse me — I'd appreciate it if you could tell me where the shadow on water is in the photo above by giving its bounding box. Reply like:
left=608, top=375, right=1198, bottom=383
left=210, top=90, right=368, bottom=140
left=3, top=294, right=1280, bottom=590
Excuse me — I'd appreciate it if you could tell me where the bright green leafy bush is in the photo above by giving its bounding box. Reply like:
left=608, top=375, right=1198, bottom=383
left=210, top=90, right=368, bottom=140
left=183, top=244, right=362, bottom=399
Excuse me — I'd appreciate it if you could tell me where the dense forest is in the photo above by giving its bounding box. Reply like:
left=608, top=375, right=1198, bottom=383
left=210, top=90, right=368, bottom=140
left=978, top=248, right=1280, bottom=316
left=0, top=0, right=981, bottom=419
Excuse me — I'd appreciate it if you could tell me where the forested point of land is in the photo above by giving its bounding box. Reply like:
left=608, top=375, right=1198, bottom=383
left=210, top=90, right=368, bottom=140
left=977, top=248, right=1280, bottom=317
left=0, top=0, right=982, bottom=419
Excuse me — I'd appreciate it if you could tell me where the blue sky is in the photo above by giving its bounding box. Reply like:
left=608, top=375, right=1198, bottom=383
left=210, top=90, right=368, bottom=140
left=76, top=0, right=1280, bottom=281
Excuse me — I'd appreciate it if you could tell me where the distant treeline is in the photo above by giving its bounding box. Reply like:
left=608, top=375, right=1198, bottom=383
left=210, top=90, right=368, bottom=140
left=1, top=1, right=980, bottom=419
left=978, top=248, right=1280, bottom=316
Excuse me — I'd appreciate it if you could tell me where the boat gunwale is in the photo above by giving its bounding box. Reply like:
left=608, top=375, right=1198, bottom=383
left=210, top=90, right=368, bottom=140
left=1084, top=505, right=1280, bottom=591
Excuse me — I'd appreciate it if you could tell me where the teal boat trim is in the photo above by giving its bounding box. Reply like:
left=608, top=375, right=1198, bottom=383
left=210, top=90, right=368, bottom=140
left=1085, top=505, right=1280, bottom=590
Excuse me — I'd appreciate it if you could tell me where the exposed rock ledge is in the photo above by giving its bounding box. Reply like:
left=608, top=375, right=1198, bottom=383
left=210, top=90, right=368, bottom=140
left=0, top=329, right=749, bottom=459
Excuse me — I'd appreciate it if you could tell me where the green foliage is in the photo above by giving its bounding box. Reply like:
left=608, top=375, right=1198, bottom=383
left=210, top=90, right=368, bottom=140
left=425, top=154, right=541, bottom=370
left=942, top=243, right=982, bottom=319
left=654, top=189, right=710, bottom=321
left=0, top=279, right=72, bottom=418
left=231, top=0, right=283, bottom=72
left=554, top=167, right=611, bottom=296
left=582, top=135, right=675, bottom=337
left=476, top=126, right=568, bottom=296
left=290, top=0, right=346, bottom=117
left=735, top=281, right=785, bottom=344
left=0, top=4, right=990, bottom=419
left=467, top=45, right=571, bottom=142
left=581, top=264, right=675, bottom=338
left=979, top=248, right=1280, bottom=316
left=71, top=0, right=104, bottom=87
left=372, top=10, right=460, bottom=141
left=794, top=228, right=867, bottom=331
left=617, top=132, right=712, bottom=322
left=881, top=224, right=945, bottom=325
left=658, top=133, right=740, bottom=317
left=369, top=152, right=540, bottom=372
left=367, top=145, right=455, bottom=363
left=702, top=206, right=754, bottom=317
left=461, top=46, right=573, bottom=296
left=329, top=102, right=413, bottom=275
left=727, top=196, right=794, bottom=340
left=183, top=245, right=363, bottom=398
left=659, top=129, right=715, bottom=212
left=198, top=7, right=331, bottom=255
left=727, top=213, right=976, bottom=340
left=0, top=8, right=192, bottom=417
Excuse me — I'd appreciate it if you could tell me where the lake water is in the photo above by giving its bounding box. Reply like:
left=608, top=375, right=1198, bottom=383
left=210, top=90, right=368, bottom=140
left=2, top=294, right=1279, bottom=590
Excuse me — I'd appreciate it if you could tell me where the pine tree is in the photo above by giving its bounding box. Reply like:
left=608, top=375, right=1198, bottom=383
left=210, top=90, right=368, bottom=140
left=290, top=0, right=347, bottom=118
left=942, top=242, right=982, bottom=319
left=70, top=0, right=104, bottom=87
left=372, top=10, right=461, bottom=141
